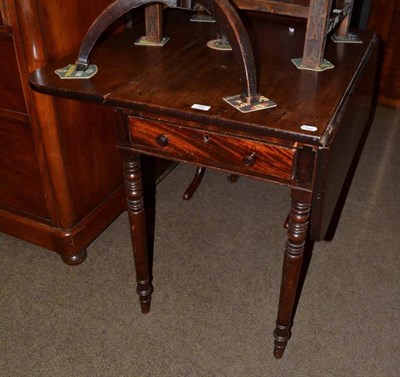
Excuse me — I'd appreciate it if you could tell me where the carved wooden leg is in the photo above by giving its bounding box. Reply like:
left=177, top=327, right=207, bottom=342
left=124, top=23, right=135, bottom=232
left=123, top=152, right=152, bottom=314
left=300, top=0, right=333, bottom=70
left=61, top=249, right=87, bottom=265
left=336, top=0, right=354, bottom=36
left=135, top=3, right=168, bottom=46
left=273, top=189, right=312, bottom=358
left=144, top=3, right=164, bottom=44
left=183, top=166, right=205, bottom=200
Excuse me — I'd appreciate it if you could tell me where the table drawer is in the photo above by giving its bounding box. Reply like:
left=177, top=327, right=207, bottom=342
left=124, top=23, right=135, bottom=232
left=129, top=117, right=295, bottom=182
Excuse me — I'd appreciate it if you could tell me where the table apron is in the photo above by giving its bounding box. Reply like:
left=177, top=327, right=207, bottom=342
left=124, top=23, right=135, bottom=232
left=127, top=116, right=297, bottom=185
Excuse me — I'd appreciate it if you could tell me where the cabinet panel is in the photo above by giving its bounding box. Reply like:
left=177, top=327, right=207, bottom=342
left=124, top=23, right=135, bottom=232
left=0, top=117, right=48, bottom=219
left=36, top=0, right=119, bottom=60
left=368, top=0, right=400, bottom=108
left=0, top=32, right=27, bottom=114
left=55, top=99, right=123, bottom=222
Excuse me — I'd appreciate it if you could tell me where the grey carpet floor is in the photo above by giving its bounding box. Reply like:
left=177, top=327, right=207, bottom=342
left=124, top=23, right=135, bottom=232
left=1, top=106, right=399, bottom=376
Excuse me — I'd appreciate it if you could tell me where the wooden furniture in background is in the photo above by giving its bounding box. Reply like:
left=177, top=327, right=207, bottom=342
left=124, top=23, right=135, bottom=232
left=0, top=0, right=126, bottom=264
left=140, top=0, right=356, bottom=71
left=234, top=0, right=355, bottom=70
left=30, top=9, right=378, bottom=358
left=368, top=0, right=400, bottom=108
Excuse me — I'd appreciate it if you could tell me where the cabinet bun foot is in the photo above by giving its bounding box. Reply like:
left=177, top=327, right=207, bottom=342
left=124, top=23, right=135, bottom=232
left=61, top=249, right=87, bottom=266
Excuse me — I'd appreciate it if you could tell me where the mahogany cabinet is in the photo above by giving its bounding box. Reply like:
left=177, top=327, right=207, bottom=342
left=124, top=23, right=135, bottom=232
left=0, top=0, right=126, bottom=264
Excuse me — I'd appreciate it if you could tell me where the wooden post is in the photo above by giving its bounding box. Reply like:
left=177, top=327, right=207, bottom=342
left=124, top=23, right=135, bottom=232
left=144, top=3, right=164, bottom=44
left=134, top=3, right=169, bottom=46
left=336, top=0, right=354, bottom=36
left=122, top=151, right=152, bottom=314
left=273, top=189, right=312, bottom=358
left=301, top=0, right=333, bottom=70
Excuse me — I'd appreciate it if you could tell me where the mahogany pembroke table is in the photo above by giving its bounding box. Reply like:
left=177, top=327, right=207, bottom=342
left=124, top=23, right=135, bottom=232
left=29, top=2, right=378, bottom=358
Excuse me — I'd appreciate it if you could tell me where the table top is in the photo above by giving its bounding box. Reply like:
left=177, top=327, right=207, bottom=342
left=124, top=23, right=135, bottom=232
left=30, top=10, right=376, bottom=147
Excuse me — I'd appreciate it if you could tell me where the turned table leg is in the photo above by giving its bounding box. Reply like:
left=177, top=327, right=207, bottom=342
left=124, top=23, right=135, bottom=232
left=122, top=152, right=152, bottom=314
left=273, top=189, right=312, bottom=358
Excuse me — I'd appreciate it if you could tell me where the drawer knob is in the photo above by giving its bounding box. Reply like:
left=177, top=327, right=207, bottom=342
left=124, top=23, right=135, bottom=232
left=156, top=134, right=169, bottom=147
left=243, top=152, right=256, bottom=167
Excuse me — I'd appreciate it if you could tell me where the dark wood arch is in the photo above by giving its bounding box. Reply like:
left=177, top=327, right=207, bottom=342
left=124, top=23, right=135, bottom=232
left=75, top=0, right=259, bottom=104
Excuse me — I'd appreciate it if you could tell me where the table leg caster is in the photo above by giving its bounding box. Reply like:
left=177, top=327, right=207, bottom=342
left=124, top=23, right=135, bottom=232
left=273, top=324, right=290, bottom=359
left=137, top=278, right=153, bottom=314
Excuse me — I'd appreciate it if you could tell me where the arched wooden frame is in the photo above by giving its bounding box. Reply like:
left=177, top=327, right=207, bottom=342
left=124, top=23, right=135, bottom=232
left=75, top=0, right=259, bottom=104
